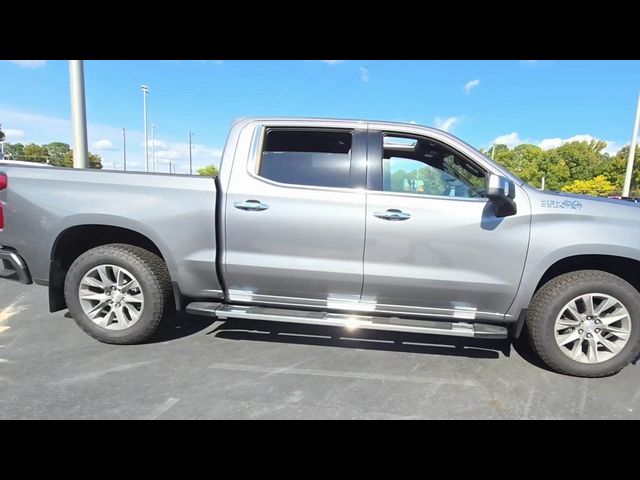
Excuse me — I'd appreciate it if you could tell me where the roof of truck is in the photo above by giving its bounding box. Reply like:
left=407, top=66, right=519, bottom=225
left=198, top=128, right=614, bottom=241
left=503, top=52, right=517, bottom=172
left=230, top=116, right=442, bottom=131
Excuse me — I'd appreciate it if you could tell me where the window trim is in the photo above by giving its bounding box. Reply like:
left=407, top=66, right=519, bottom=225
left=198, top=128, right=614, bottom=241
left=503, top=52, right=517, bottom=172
left=367, top=130, right=490, bottom=202
left=248, top=125, right=367, bottom=192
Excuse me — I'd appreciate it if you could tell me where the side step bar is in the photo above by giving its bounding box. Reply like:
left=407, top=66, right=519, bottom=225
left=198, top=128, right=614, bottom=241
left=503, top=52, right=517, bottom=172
left=186, top=302, right=508, bottom=339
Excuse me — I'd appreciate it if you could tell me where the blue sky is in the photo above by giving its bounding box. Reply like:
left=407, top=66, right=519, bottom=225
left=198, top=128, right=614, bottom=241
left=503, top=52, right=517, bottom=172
left=1, top=60, right=640, bottom=172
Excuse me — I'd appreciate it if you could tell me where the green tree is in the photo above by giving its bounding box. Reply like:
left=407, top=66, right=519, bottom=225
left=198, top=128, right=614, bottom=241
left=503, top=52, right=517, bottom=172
left=552, top=141, right=604, bottom=182
left=596, top=145, right=640, bottom=194
left=46, top=142, right=72, bottom=166
left=62, top=150, right=103, bottom=169
left=22, top=143, right=49, bottom=163
left=561, top=175, right=614, bottom=196
left=197, top=165, right=219, bottom=176
left=496, top=144, right=546, bottom=186
left=3, top=143, right=24, bottom=160
left=0, top=125, right=4, bottom=142
left=537, top=150, right=573, bottom=191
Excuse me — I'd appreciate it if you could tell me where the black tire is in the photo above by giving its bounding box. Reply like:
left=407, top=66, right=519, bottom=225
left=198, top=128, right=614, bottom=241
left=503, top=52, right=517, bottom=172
left=64, top=244, right=173, bottom=345
left=526, top=270, right=640, bottom=377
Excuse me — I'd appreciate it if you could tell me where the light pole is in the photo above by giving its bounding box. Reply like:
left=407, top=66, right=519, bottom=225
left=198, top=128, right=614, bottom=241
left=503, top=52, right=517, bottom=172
left=623, top=92, right=640, bottom=197
left=69, top=60, right=89, bottom=169
left=122, top=127, right=127, bottom=172
left=152, top=124, right=156, bottom=172
left=141, top=84, right=149, bottom=172
left=189, top=131, right=193, bottom=175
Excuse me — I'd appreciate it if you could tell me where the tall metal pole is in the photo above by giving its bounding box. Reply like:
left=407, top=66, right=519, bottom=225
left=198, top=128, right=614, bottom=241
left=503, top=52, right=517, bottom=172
left=491, top=144, right=496, bottom=160
left=189, top=131, right=193, bottom=175
left=69, top=61, right=89, bottom=169
left=152, top=124, right=156, bottom=172
left=122, top=128, right=127, bottom=172
left=141, top=85, right=149, bottom=172
left=623, top=92, right=640, bottom=197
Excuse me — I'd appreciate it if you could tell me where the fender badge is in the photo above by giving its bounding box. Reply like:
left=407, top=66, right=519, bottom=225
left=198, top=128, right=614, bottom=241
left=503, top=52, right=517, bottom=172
left=541, top=199, right=583, bottom=210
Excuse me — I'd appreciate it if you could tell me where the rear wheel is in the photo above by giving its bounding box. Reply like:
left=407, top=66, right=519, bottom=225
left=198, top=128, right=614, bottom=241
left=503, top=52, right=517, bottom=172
left=64, top=244, right=173, bottom=344
left=526, top=270, right=640, bottom=377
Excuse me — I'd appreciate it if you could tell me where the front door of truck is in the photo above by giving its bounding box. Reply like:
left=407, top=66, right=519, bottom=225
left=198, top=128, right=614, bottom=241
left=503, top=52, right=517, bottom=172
left=223, top=123, right=368, bottom=309
left=360, top=129, right=531, bottom=322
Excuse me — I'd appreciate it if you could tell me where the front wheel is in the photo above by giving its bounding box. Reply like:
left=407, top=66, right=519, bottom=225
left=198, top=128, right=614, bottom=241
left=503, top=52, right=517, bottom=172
left=526, top=270, right=640, bottom=377
left=64, top=244, right=173, bottom=344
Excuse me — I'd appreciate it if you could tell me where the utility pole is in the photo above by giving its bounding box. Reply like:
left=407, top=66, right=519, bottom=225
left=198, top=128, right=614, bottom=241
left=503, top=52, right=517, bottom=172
left=189, top=131, right=193, bottom=175
left=122, top=128, right=127, bottom=171
left=69, top=61, right=89, bottom=168
left=491, top=144, right=496, bottom=160
left=623, top=92, right=640, bottom=197
left=152, top=124, right=156, bottom=172
left=541, top=175, right=546, bottom=190
left=141, top=85, right=149, bottom=172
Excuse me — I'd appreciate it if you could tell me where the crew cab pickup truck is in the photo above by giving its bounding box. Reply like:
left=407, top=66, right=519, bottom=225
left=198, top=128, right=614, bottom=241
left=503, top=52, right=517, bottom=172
left=2, top=117, right=640, bottom=377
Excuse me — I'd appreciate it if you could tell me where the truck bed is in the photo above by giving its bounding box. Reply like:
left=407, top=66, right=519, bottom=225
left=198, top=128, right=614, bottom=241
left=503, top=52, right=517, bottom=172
left=0, top=163, right=222, bottom=303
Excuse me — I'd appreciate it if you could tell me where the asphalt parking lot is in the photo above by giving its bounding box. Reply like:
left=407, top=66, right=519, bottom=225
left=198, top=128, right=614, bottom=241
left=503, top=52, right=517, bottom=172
left=1, top=280, right=640, bottom=419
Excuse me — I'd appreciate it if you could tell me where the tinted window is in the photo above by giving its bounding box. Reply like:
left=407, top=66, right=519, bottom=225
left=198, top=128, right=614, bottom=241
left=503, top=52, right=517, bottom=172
left=259, top=129, right=353, bottom=188
left=382, top=134, right=485, bottom=198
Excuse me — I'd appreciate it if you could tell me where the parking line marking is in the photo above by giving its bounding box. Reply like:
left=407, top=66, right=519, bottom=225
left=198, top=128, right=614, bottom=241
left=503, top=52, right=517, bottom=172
left=208, top=362, right=478, bottom=387
left=0, top=296, right=28, bottom=334
left=145, top=398, right=180, bottom=420
left=49, top=360, right=159, bottom=386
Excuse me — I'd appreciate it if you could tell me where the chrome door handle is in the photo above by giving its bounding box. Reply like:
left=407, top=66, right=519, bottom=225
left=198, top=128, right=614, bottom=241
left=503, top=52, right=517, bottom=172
left=373, top=209, right=411, bottom=221
left=234, top=200, right=269, bottom=211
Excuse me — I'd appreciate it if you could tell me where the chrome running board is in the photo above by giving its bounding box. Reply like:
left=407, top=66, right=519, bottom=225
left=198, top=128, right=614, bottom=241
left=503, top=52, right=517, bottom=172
left=186, top=302, right=508, bottom=339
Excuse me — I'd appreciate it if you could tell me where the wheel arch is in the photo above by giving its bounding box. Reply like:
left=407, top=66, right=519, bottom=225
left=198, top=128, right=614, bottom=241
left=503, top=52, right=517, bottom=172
left=48, top=223, right=179, bottom=313
left=535, top=254, right=640, bottom=296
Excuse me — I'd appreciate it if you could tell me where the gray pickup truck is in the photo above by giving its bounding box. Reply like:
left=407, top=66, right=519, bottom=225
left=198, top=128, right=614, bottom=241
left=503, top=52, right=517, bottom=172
left=2, top=117, right=640, bottom=377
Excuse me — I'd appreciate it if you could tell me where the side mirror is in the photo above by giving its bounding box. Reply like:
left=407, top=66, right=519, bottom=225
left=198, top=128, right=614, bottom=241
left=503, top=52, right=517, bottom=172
left=485, top=174, right=517, bottom=217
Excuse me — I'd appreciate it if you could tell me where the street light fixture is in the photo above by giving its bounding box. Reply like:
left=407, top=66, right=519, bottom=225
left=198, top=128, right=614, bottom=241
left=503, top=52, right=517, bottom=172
left=141, top=84, right=149, bottom=172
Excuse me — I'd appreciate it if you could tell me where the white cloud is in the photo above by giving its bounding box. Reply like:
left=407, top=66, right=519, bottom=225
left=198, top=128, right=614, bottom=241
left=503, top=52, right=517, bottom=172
left=434, top=116, right=461, bottom=132
left=492, top=132, right=525, bottom=148
left=3, top=128, right=25, bottom=139
left=464, top=79, right=480, bottom=94
left=145, top=139, right=168, bottom=150
left=537, top=137, right=563, bottom=150
left=7, top=60, right=47, bottom=68
left=408, top=120, right=417, bottom=124
left=321, top=60, right=343, bottom=65
left=92, top=139, right=116, bottom=151
left=603, top=141, right=622, bottom=156
left=489, top=132, right=621, bottom=155
left=359, top=67, right=369, bottom=82
left=0, top=107, right=224, bottom=173
left=537, top=134, right=620, bottom=155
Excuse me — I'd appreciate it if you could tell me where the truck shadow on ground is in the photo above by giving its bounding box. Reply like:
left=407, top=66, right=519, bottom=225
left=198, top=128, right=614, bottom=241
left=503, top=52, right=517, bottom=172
left=148, top=312, right=554, bottom=369
left=64, top=309, right=563, bottom=372
left=205, top=316, right=516, bottom=360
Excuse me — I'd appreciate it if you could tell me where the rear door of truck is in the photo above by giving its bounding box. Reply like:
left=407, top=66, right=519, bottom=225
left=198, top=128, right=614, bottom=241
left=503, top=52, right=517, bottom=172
left=222, top=121, right=368, bottom=309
